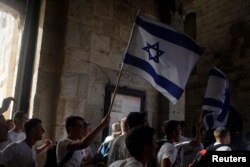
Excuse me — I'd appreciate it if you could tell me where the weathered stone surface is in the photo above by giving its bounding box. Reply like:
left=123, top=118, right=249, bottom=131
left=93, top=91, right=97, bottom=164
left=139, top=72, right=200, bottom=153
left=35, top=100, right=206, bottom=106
left=60, top=72, right=78, bottom=97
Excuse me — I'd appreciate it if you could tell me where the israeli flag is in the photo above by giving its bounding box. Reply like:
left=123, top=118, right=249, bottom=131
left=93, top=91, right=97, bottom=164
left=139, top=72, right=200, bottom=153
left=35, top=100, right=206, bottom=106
left=202, top=67, right=230, bottom=130
left=123, top=15, right=203, bottom=104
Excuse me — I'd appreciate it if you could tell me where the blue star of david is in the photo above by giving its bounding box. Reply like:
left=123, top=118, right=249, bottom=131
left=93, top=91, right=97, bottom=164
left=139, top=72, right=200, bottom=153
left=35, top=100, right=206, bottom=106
left=142, top=42, right=164, bottom=63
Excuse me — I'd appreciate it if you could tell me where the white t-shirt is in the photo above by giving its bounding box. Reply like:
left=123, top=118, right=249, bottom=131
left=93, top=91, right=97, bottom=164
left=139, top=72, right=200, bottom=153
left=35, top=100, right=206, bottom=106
left=157, top=142, right=177, bottom=165
left=109, top=157, right=144, bottom=167
left=82, top=146, right=94, bottom=166
left=0, top=140, right=36, bottom=167
left=214, top=142, right=232, bottom=151
left=8, top=130, right=26, bottom=142
left=56, top=138, right=84, bottom=167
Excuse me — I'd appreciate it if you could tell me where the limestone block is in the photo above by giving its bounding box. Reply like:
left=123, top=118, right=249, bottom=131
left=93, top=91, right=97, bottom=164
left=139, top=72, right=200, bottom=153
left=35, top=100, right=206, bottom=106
left=65, top=20, right=82, bottom=47
left=44, top=1, right=64, bottom=24
left=78, top=74, right=89, bottom=97
left=42, top=23, right=62, bottom=48
left=90, top=33, right=121, bottom=70
left=117, top=25, right=130, bottom=42
left=94, top=0, right=114, bottom=19
left=64, top=97, right=80, bottom=115
left=86, top=82, right=105, bottom=106
left=56, top=98, right=66, bottom=114
left=65, top=46, right=90, bottom=60
left=32, top=95, right=53, bottom=123
left=91, top=33, right=110, bottom=54
left=39, top=47, right=63, bottom=73
left=87, top=66, right=110, bottom=84
left=84, top=104, right=104, bottom=125
left=63, top=56, right=90, bottom=74
left=36, top=72, right=59, bottom=96
left=78, top=98, right=87, bottom=115
left=114, top=2, right=132, bottom=24
left=91, top=16, right=114, bottom=37
left=54, top=125, right=67, bottom=140
left=68, top=0, right=94, bottom=24
left=60, top=72, right=78, bottom=97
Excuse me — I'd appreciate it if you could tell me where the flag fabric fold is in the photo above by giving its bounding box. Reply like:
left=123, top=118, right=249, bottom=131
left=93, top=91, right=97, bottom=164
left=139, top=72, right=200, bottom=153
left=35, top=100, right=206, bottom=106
left=202, top=67, right=230, bottom=130
left=123, top=15, right=203, bottom=104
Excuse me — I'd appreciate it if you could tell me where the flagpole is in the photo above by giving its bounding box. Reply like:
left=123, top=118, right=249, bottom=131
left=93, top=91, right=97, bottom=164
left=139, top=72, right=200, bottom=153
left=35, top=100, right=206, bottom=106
left=106, top=10, right=141, bottom=116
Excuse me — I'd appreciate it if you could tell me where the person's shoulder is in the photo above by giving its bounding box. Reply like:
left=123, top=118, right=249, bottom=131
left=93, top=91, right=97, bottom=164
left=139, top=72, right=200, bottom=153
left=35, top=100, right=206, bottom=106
left=109, top=159, right=127, bottom=167
left=124, top=157, right=144, bottom=167
left=159, top=142, right=175, bottom=153
left=57, top=138, right=72, bottom=146
left=113, top=135, right=125, bottom=144
left=216, top=146, right=232, bottom=151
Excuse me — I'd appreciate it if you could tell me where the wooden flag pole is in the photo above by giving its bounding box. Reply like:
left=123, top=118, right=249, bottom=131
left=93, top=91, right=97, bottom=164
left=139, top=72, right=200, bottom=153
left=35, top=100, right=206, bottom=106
left=107, top=66, right=124, bottom=116
left=106, top=9, right=141, bottom=116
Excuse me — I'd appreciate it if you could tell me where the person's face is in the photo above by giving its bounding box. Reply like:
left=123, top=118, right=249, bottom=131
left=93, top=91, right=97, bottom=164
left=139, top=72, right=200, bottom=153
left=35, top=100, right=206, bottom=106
left=7, top=121, right=14, bottom=130
left=33, top=123, right=45, bottom=141
left=71, top=120, right=87, bottom=139
left=173, top=125, right=181, bottom=142
left=16, top=114, right=28, bottom=129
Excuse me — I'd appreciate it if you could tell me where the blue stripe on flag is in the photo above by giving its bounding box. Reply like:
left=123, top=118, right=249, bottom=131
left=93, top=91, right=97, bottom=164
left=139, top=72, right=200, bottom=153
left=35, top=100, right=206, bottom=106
left=210, top=68, right=226, bottom=79
left=135, top=16, right=203, bottom=56
left=217, top=90, right=230, bottom=122
left=124, top=53, right=183, bottom=99
left=203, top=98, right=224, bottom=109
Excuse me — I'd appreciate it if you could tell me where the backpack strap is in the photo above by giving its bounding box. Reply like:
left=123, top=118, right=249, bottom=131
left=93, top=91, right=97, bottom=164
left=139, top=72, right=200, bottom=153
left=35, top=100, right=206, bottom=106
left=58, top=151, right=74, bottom=167
left=207, top=144, right=228, bottom=151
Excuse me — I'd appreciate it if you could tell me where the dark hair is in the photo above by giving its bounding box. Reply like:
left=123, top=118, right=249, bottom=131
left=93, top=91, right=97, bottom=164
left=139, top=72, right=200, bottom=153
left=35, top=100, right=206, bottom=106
left=24, top=118, right=42, bottom=135
left=6, top=119, right=13, bottom=124
left=126, top=112, right=147, bottom=129
left=13, top=111, right=27, bottom=121
left=125, top=126, right=155, bottom=158
left=214, top=127, right=230, bottom=139
left=65, top=116, right=86, bottom=133
left=162, top=120, right=180, bottom=136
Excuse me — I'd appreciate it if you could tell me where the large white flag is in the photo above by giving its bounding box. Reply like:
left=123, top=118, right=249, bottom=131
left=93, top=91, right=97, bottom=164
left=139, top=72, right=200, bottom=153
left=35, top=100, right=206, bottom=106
left=202, top=67, right=230, bottom=130
left=123, top=15, right=203, bottom=104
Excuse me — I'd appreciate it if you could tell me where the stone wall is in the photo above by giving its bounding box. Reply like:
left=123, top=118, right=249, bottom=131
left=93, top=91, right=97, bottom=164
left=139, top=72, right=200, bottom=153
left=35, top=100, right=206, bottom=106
left=54, top=0, right=161, bottom=143
left=183, top=0, right=250, bottom=138
left=35, top=0, right=162, bottom=151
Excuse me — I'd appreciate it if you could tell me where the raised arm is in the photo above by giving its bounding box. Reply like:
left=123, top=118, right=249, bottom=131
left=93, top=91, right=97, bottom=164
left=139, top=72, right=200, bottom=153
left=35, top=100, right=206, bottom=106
left=67, top=115, right=110, bottom=151
left=0, top=97, right=15, bottom=114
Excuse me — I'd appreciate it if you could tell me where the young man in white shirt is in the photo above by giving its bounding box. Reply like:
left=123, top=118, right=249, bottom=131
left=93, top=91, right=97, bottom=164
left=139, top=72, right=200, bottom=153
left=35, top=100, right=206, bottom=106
left=0, top=118, right=45, bottom=167
left=157, top=120, right=181, bottom=167
left=8, top=111, right=28, bottom=142
left=212, top=127, right=231, bottom=151
left=56, top=115, right=110, bottom=167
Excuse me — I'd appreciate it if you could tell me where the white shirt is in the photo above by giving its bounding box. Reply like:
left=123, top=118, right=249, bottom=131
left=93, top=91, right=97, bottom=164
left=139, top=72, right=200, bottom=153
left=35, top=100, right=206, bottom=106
left=157, top=142, right=177, bottom=165
left=56, top=138, right=84, bottom=167
left=214, top=142, right=232, bottom=151
left=104, top=135, right=114, bottom=143
left=8, top=130, right=26, bottom=142
left=109, top=157, right=144, bottom=167
left=82, top=146, right=94, bottom=166
left=0, top=141, right=36, bottom=167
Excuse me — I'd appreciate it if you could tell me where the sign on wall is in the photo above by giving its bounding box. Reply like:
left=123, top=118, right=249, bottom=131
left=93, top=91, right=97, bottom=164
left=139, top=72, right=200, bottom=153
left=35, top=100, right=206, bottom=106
left=103, top=85, right=145, bottom=140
